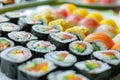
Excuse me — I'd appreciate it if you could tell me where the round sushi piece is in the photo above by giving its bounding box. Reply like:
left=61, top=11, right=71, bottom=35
left=18, top=58, right=57, bottom=80
left=5, top=11, right=24, bottom=24
left=47, top=70, right=89, bottom=80
left=92, top=50, right=120, bottom=76
left=48, top=32, right=77, bottom=50
left=69, top=41, right=93, bottom=61
left=0, top=22, right=21, bottom=37
left=32, top=25, right=60, bottom=40
left=45, top=51, right=77, bottom=69
left=8, top=31, right=38, bottom=46
left=18, top=17, right=42, bottom=32
left=0, top=16, right=9, bottom=23
left=48, top=19, right=71, bottom=31
left=0, top=37, right=14, bottom=52
left=75, top=60, right=111, bottom=80
left=84, top=33, right=114, bottom=51
left=0, top=46, right=32, bottom=79
left=27, top=40, right=56, bottom=57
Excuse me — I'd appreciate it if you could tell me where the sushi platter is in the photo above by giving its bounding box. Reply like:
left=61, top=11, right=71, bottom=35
left=0, top=1, right=120, bottom=80
left=65, top=0, right=120, bottom=8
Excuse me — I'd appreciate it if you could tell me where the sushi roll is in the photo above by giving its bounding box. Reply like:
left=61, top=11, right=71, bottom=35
left=75, top=60, right=111, bottom=80
left=0, top=22, right=21, bottom=37
left=8, top=31, right=38, bottom=46
left=27, top=40, right=56, bottom=58
left=5, top=11, right=24, bottom=24
left=45, top=51, right=77, bottom=70
left=18, top=58, right=57, bottom=80
left=66, top=26, right=90, bottom=40
left=32, top=25, right=60, bottom=40
left=84, top=33, right=114, bottom=51
left=0, top=16, right=9, bottom=23
left=69, top=41, right=93, bottom=61
left=48, top=32, right=77, bottom=50
left=92, top=50, right=120, bottom=76
left=48, top=19, right=71, bottom=31
left=47, top=70, right=89, bottom=80
left=18, top=17, right=42, bottom=32
left=0, top=37, right=14, bottom=52
left=0, top=46, right=32, bottom=79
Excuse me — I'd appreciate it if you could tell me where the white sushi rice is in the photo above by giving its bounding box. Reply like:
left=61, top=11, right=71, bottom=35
left=0, top=16, right=9, bottom=23
left=93, top=50, right=120, bottom=65
left=0, top=37, right=14, bottom=51
left=27, top=40, right=56, bottom=53
left=75, top=60, right=111, bottom=74
left=32, top=25, right=59, bottom=34
left=0, top=22, right=21, bottom=32
left=5, top=11, right=24, bottom=18
left=49, top=32, right=77, bottom=43
left=56, top=70, right=89, bottom=80
left=113, top=33, right=120, bottom=44
left=69, top=41, right=93, bottom=55
left=45, top=51, right=77, bottom=67
left=18, top=58, right=57, bottom=77
left=0, top=46, right=32, bottom=63
left=8, top=31, right=38, bottom=42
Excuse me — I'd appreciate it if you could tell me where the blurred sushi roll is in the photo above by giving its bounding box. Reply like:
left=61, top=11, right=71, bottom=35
left=18, top=17, right=42, bottom=32
left=18, top=58, right=57, bottom=80
left=47, top=70, right=89, bottom=80
left=94, top=24, right=117, bottom=38
left=69, top=41, right=93, bottom=61
left=66, top=26, right=90, bottom=40
left=8, top=31, right=38, bottom=46
left=113, top=33, right=120, bottom=44
left=48, top=32, right=77, bottom=50
left=0, top=37, right=14, bottom=52
left=5, top=11, right=24, bottom=24
left=45, top=51, right=77, bottom=70
left=0, top=46, right=32, bottom=79
left=92, top=50, right=120, bottom=76
left=27, top=40, right=56, bottom=58
left=84, top=33, right=114, bottom=51
left=0, top=16, right=9, bottom=23
left=32, top=25, right=60, bottom=40
left=78, top=18, right=99, bottom=33
left=0, top=22, right=21, bottom=37
left=75, top=60, right=111, bottom=80
left=48, top=19, right=71, bottom=31
left=66, top=14, right=83, bottom=26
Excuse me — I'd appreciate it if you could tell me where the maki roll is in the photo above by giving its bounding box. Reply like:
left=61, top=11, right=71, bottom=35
left=0, top=22, right=21, bottom=37
left=0, top=37, right=14, bottom=52
left=47, top=70, right=89, bottom=80
left=48, top=32, right=77, bottom=50
left=84, top=33, right=114, bottom=51
left=18, top=17, right=42, bottom=32
left=75, top=60, right=111, bottom=80
left=5, top=11, right=24, bottom=24
left=45, top=51, right=77, bottom=70
left=69, top=41, right=93, bottom=61
left=92, top=50, right=120, bottom=76
left=8, top=31, right=38, bottom=46
left=0, top=16, right=9, bottom=23
left=0, top=46, right=32, bottom=79
left=18, top=58, right=57, bottom=80
left=27, top=40, right=56, bottom=57
left=32, top=25, right=60, bottom=40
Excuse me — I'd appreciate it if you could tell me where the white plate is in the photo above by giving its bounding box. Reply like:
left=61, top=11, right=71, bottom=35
left=65, top=0, right=120, bottom=8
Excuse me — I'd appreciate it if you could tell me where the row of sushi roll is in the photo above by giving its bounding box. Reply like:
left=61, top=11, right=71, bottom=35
left=0, top=3, right=120, bottom=80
